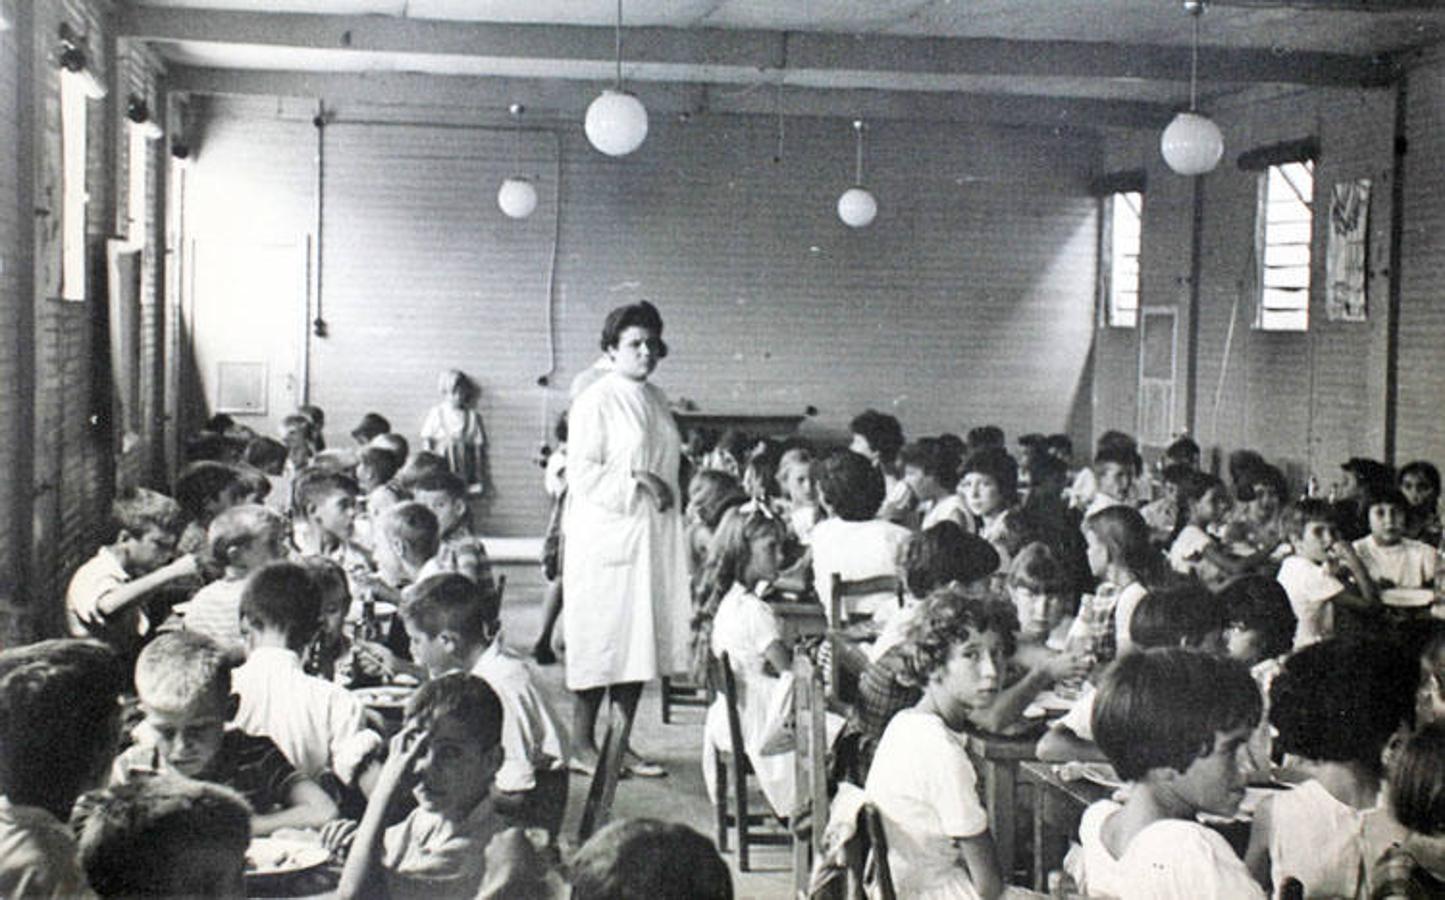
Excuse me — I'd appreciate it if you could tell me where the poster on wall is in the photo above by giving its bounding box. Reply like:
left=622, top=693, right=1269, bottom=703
left=1326, top=178, right=1370, bottom=323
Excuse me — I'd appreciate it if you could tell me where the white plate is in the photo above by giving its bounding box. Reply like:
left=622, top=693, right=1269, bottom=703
left=1382, top=588, right=1436, bottom=608
left=352, top=685, right=413, bottom=708
left=245, top=837, right=329, bottom=879
left=1059, top=761, right=1124, bottom=791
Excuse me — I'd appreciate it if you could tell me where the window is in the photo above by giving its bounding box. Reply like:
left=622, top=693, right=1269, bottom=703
left=60, top=67, right=102, bottom=301
left=1256, top=159, right=1314, bottom=331
left=1102, top=190, right=1143, bottom=328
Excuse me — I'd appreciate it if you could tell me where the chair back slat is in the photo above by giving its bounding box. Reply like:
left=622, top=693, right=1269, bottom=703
left=576, top=703, right=630, bottom=843
left=717, top=653, right=748, bottom=763
left=861, top=802, right=896, bottom=900
left=494, top=573, right=507, bottom=604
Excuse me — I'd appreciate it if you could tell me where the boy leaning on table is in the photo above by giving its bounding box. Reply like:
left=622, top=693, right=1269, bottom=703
left=335, top=672, right=552, bottom=900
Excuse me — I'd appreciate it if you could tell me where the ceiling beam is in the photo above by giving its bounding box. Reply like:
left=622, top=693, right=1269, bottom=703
left=120, top=6, right=1398, bottom=89
left=167, top=65, right=1176, bottom=130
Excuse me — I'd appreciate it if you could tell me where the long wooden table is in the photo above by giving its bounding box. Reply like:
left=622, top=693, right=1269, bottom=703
left=964, top=727, right=1045, bottom=884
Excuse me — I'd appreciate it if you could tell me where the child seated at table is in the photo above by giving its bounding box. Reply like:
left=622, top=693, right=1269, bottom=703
left=1372, top=721, right=1445, bottom=897
left=292, top=469, right=370, bottom=577
left=1070, top=648, right=1264, bottom=899
left=1037, top=583, right=1227, bottom=764
left=175, top=461, right=259, bottom=558
left=399, top=573, right=570, bottom=839
left=1414, top=627, right=1445, bottom=727
left=232, top=561, right=379, bottom=789
left=1082, top=444, right=1138, bottom=521
left=181, top=504, right=290, bottom=657
left=1276, top=498, right=1377, bottom=649
left=410, top=471, right=496, bottom=591
left=0, top=639, right=125, bottom=897
left=109, top=631, right=336, bottom=834
left=1398, top=460, right=1442, bottom=546
left=570, top=818, right=733, bottom=900
left=1244, top=637, right=1416, bottom=897
left=66, top=487, right=198, bottom=665
left=810, top=449, right=913, bottom=626
left=75, top=775, right=251, bottom=898
left=776, top=446, right=821, bottom=546
left=1008, top=541, right=1075, bottom=652
left=863, top=588, right=1010, bottom=900
left=337, top=673, right=508, bottom=900
left=301, top=556, right=356, bottom=683
left=1218, top=575, right=1297, bottom=776
left=1352, top=487, right=1438, bottom=590
left=901, top=437, right=970, bottom=533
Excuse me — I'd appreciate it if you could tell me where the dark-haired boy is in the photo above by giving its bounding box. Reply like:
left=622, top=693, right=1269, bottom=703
left=233, top=561, right=379, bottom=787
left=337, top=673, right=515, bottom=900
left=400, top=574, right=570, bottom=838
left=1277, top=499, right=1377, bottom=650
left=0, top=639, right=126, bottom=896
left=66, top=488, right=199, bottom=663
left=410, top=471, right=496, bottom=592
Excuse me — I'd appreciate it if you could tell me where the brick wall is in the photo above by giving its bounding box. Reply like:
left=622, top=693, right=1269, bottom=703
left=1096, top=85, right=1398, bottom=487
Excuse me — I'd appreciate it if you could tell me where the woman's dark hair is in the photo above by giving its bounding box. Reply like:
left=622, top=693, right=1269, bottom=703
left=599, top=301, right=668, bottom=358
left=1388, top=722, right=1445, bottom=836
left=903, top=521, right=998, bottom=597
left=1178, top=470, right=1226, bottom=509
left=1218, top=575, right=1296, bottom=661
left=899, top=437, right=963, bottom=491
left=1269, top=637, right=1417, bottom=776
left=812, top=449, right=885, bottom=521
left=900, top=586, right=1018, bottom=688
left=1093, top=648, right=1261, bottom=782
left=962, top=446, right=1020, bottom=498
left=1163, top=435, right=1201, bottom=465
left=1399, top=460, right=1442, bottom=502
left=1128, top=582, right=1225, bottom=650
left=571, top=818, right=733, bottom=900
left=849, top=410, right=905, bottom=466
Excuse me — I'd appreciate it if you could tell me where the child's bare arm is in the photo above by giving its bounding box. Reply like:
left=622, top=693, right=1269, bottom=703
left=251, top=776, right=339, bottom=836
left=338, top=725, right=429, bottom=900
left=1035, top=722, right=1108, bottom=763
left=94, top=554, right=199, bottom=618
left=762, top=639, right=792, bottom=678
left=1330, top=542, right=1379, bottom=604
left=955, top=832, right=1003, bottom=900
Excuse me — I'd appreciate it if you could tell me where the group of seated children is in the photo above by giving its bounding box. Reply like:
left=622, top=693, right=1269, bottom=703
left=682, top=411, right=1444, bottom=898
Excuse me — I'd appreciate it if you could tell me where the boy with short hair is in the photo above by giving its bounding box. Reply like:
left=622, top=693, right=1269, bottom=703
left=66, top=488, right=198, bottom=663
left=337, top=673, right=509, bottom=900
left=175, top=460, right=258, bottom=557
left=292, top=470, right=363, bottom=560
left=0, top=639, right=125, bottom=897
left=1083, top=445, right=1137, bottom=521
left=400, top=574, right=570, bottom=838
left=409, top=471, right=496, bottom=591
left=112, top=632, right=336, bottom=835
left=375, top=501, right=443, bottom=590
left=1277, top=498, right=1377, bottom=649
left=1351, top=487, right=1438, bottom=589
left=182, top=504, right=290, bottom=656
left=75, top=775, right=252, bottom=899
left=232, top=561, right=379, bottom=785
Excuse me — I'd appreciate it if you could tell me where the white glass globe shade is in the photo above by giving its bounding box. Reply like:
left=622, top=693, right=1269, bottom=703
left=585, top=90, right=648, bottom=157
left=837, top=187, right=878, bottom=228
left=1160, top=111, right=1224, bottom=176
left=497, top=177, right=538, bottom=219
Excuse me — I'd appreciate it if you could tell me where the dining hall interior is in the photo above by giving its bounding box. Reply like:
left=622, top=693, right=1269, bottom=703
left=3, top=0, right=1445, bottom=898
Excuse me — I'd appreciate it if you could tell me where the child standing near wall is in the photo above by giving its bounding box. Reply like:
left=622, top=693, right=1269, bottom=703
left=420, top=369, right=487, bottom=495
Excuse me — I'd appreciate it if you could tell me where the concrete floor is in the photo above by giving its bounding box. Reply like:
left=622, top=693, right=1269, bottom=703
left=495, top=563, right=795, bottom=900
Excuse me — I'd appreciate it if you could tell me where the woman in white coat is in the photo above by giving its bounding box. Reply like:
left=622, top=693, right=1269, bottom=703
left=562, top=301, right=690, bottom=775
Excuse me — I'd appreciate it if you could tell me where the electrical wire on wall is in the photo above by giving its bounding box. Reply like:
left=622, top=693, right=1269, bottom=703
left=536, top=129, right=564, bottom=460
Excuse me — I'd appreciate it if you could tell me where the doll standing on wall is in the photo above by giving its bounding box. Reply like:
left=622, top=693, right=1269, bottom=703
left=420, top=369, right=487, bottom=494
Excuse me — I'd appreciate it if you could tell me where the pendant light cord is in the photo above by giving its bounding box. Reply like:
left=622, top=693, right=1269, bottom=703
left=853, top=120, right=865, bottom=186
left=614, top=0, right=624, bottom=89
left=1189, top=10, right=1200, bottom=112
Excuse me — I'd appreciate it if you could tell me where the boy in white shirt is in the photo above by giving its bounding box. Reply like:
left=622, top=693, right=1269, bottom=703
left=808, top=449, right=912, bottom=625
left=399, top=573, right=569, bottom=839
left=1083, top=445, right=1138, bottom=523
left=1351, top=487, right=1438, bottom=589
left=233, top=561, right=380, bottom=787
left=1276, top=499, right=1378, bottom=649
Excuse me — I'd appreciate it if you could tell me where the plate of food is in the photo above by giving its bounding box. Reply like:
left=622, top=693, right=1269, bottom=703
left=1382, top=588, right=1436, bottom=608
left=351, top=684, right=414, bottom=709
left=245, top=837, right=330, bottom=879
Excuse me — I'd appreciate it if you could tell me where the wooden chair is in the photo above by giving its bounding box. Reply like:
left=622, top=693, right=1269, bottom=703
left=576, top=702, right=631, bottom=844
left=710, top=652, right=790, bottom=872
left=827, top=573, right=902, bottom=700
left=858, top=802, right=897, bottom=900
left=792, top=653, right=830, bottom=898
left=660, top=674, right=709, bottom=723
left=494, top=573, right=507, bottom=603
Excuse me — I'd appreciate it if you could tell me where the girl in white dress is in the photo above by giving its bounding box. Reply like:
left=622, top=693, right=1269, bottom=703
left=419, top=369, right=487, bottom=492
left=1244, top=638, right=1416, bottom=898
left=864, top=587, right=1012, bottom=900
left=699, top=506, right=804, bottom=817
left=562, top=302, right=689, bottom=776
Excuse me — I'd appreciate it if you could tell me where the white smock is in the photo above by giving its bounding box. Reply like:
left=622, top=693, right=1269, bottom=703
left=562, top=372, right=690, bottom=691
